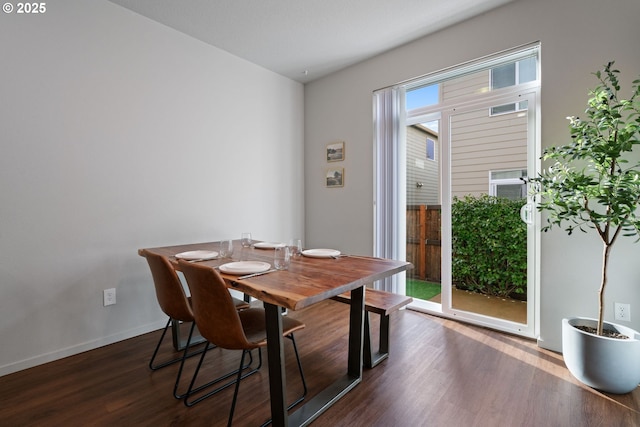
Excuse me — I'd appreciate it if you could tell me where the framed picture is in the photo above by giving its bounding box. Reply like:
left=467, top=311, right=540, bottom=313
left=326, top=141, right=345, bottom=162
left=326, top=167, right=344, bottom=188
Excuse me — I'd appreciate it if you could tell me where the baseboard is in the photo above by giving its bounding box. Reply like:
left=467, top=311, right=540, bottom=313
left=537, top=336, right=562, bottom=353
left=0, top=319, right=166, bottom=377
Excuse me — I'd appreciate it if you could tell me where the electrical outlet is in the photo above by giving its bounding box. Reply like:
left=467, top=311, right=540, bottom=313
left=614, top=302, right=630, bottom=321
left=103, top=288, right=116, bottom=306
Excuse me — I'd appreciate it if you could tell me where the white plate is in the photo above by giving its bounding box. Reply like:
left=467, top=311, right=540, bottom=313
left=302, top=249, right=341, bottom=259
left=219, top=261, right=271, bottom=275
left=253, top=242, right=287, bottom=249
left=175, top=250, right=219, bottom=261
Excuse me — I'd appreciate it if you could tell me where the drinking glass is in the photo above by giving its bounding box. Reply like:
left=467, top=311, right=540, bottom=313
left=288, top=238, right=303, bottom=257
left=219, top=239, right=234, bottom=258
left=241, top=232, right=252, bottom=248
left=274, top=246, right=291, bottom=270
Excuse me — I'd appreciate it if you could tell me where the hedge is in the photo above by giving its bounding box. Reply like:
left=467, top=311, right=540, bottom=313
left=451, top=194, right=527, bottom=298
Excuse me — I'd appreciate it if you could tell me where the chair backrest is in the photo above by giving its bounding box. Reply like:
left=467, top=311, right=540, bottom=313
left=178, top=260, right=253, bottom=350
left=141, top=250, right=194, bottom=322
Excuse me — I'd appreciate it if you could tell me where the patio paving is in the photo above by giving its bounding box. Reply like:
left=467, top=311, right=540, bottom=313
left=428, top=287, right=527, bottom=324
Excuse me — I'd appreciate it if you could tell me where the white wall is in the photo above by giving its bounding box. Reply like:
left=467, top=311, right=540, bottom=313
left=0, top=0, right=304, bottom=375
left=304, top=0, right=640, bottom=351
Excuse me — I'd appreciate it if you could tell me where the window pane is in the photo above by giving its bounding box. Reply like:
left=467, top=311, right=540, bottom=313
left=491, top=98, right=528, bottom=116
left=518, top=57, right=536, bottom=83
left=491, top=63, right=516, bottom=89
left=426, top=138, right=435, bottom=160
left=406, top=84, right=439, bottom=110
left=491, top=103, right=516, bottom=114
left=496, top=184, right=525, bottom=199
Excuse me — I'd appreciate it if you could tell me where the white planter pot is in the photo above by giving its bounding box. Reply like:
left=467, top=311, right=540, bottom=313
left=562, top=317, right=640, bottom=394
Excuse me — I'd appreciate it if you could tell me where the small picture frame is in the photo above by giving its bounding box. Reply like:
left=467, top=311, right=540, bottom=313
left=326, top=167, right=344, bottom=188
left=326, top=141, right=345, bottom=162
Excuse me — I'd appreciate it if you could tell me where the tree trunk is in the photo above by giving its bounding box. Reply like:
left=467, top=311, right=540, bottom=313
left=598, top=243, right=613, bottom=335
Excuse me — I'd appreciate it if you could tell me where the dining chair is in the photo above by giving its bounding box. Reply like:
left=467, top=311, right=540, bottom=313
left=140, top=249, right=250, bottom=399
left=178, top=259, right=307, bottom=425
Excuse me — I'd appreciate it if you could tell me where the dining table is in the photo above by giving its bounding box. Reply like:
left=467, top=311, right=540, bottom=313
left=138, top=240, right=412, bottom=426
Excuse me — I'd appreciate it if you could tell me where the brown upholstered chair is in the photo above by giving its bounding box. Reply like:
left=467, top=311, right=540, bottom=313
left=141, top=249, right=250, bottom=399
left=178, top=259, right=307, bottom=425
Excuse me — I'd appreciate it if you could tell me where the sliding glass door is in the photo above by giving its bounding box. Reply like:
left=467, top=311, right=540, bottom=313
left=377, top=45, right=540, bottom=338
left=441, top=92, right=537, bottom=336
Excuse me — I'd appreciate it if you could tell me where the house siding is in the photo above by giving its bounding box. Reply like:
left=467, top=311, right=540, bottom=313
left=407, top=125, right=439, bottom=205
left=451, top=108, right=527, bottom=198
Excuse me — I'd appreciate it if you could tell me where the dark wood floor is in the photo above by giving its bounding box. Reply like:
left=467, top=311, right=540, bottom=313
left=2, top=300, right=639, bottom=426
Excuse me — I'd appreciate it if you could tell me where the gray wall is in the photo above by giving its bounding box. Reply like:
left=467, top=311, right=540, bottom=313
left=304, top=0, right=640, bottom=351
left=0, top=0, right=304, bottom=375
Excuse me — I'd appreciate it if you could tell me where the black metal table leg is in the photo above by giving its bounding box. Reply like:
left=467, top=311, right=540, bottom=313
left=347, top=286, right=365, bottom=377
left=267, top=286, right=366, bottom=427
left=265, top=303, right=288, bottom=426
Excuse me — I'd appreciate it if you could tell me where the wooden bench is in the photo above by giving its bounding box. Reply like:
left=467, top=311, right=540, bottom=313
left=332, top=289, right=413, bottom=368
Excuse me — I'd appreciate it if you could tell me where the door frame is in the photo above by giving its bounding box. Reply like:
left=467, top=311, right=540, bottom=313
left=438, top=90, right=539, bottom=338
left=375, top=44, right=541, bottom=339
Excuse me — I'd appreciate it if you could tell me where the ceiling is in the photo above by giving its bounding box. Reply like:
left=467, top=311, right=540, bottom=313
left=108, top=0, right=513, bottom=84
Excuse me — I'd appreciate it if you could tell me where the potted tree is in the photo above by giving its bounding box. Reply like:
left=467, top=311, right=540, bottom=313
left=531, top=62, right=640, bottom=394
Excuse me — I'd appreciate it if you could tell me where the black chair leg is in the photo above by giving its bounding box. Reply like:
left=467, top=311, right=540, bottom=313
left=173, top=322, right=197, bottom=398
left=149, top=318, right=173, bottom=370
left=287, top=334, right=307, bottom=408
left=150, top=317, right=209, bottom=371
left=228, top=350, right=249, bottom=427
left=183, top=347, right=261, bottom=407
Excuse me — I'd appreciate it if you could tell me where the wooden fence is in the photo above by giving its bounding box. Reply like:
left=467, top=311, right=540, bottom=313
left=406, top=205, right=441, bottom=282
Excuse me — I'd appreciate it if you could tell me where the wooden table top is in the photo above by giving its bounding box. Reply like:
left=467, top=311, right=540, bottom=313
left=139, top=240, right=412, bottom=311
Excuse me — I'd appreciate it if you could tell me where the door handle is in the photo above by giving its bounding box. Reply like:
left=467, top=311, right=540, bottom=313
left=520, top=203, right=533, bottom=225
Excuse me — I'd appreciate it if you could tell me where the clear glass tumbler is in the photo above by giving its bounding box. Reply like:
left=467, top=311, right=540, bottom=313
left=288, top=238, right=303, bottom=256
left=274, top=246, right=291, bottom=270
left=219, top=239, right=234, bottom=258
left=241, top=232, right=252, bottom=248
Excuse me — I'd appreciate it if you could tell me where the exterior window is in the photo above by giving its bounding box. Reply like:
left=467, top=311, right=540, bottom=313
left=426, top=138, right=435, bottom=161
left=489, top=169, right=527, bottom=199
left=406, top=83, right=440, bottom=111
left=490, top=57, right=536, bottom=115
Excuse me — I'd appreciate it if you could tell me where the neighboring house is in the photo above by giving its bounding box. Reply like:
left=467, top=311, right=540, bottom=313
left=447, top=69, right=529, bottom=200
left=407, top=124, right=439, bottom=205
left=406, top=68, right=529, bottom=204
